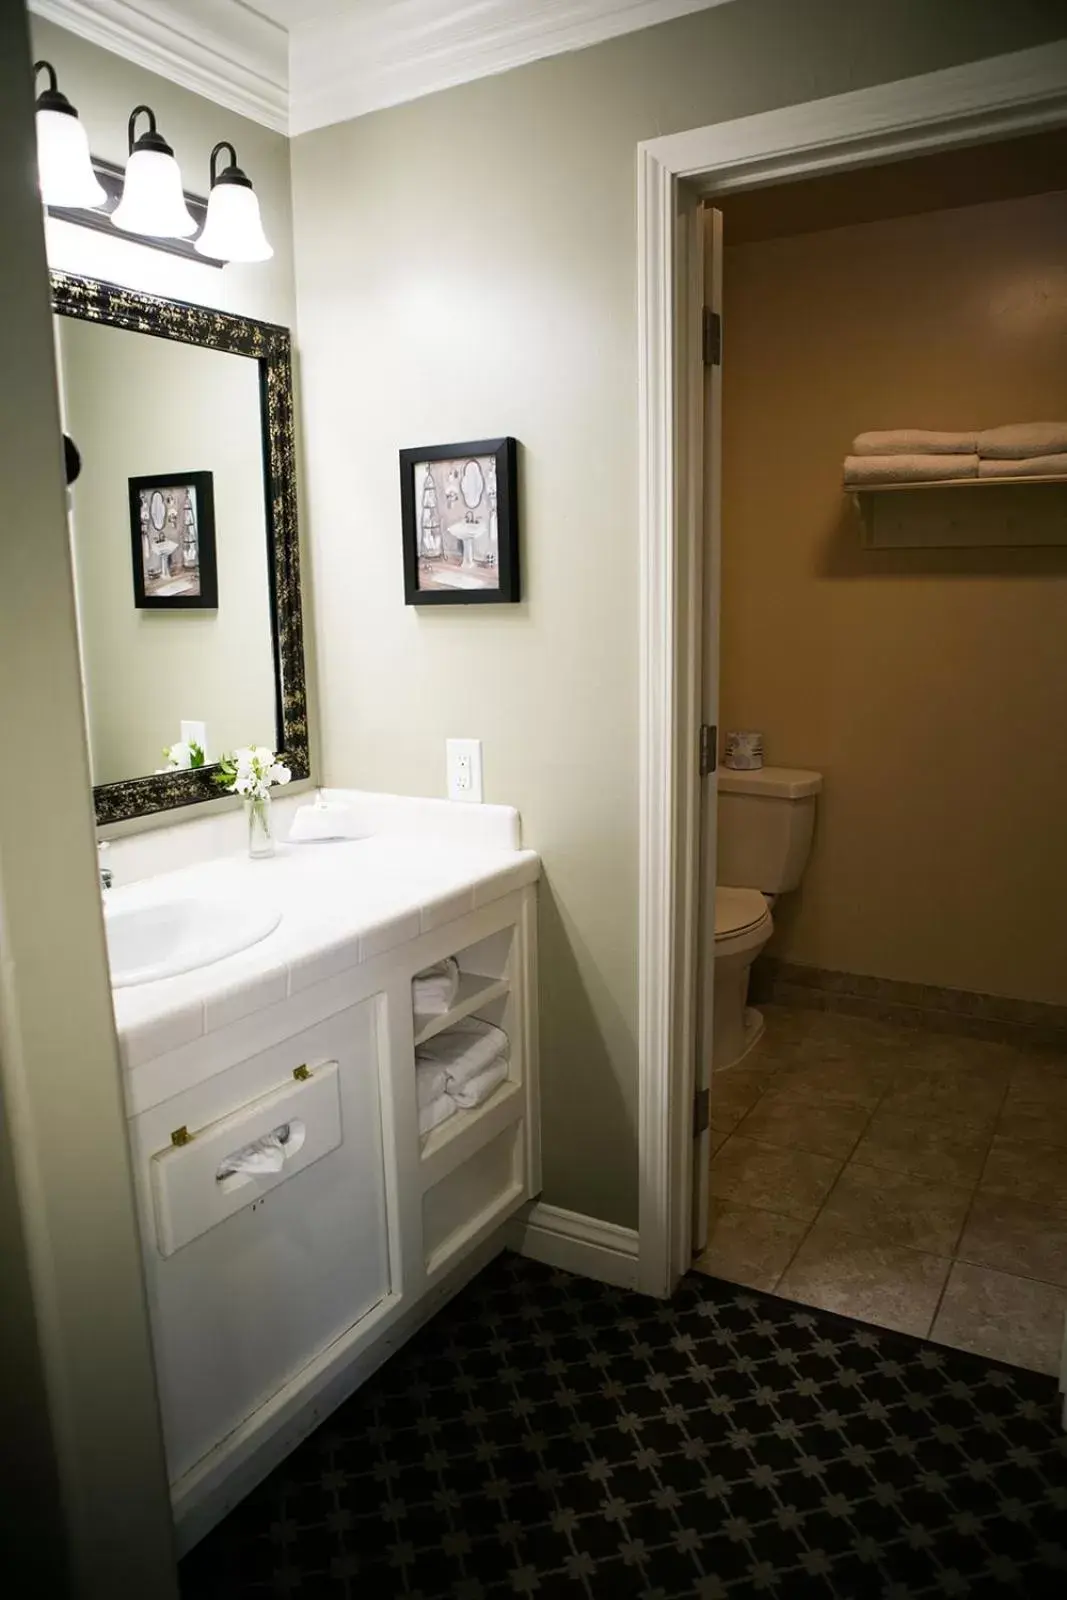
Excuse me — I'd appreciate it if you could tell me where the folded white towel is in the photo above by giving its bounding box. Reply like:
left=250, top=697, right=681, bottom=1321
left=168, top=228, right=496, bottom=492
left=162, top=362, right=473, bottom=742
left=418, top=1094, right=457, bottom=1137
left=844, top=453, right=978, bottom=486
left=977, top=453, right=1067, bottom=478
left=977, top=422, right=1067, bottom=460
left=415, top=1016, right=510, bottom=1091
left=449, top=1058, right=509, bottom=1110
left=851, top=429, right=976, bottom=456
left=412, top=958, right=460, bottom=1017
left=287, top=799, right=365, bottom=843
left=415, top=1061, right=448, bottom=1109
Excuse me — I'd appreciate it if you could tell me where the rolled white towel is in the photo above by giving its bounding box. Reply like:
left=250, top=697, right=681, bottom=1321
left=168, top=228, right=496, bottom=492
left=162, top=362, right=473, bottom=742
left=977, top=422, right=1067, bottom=459
left=416, top=1016, right=510, bottom=1092
left=412, top=958, right=459, bottom=1017
left=449, top=1057, right=509, bottom=1110
left=852, top=429, right=976, bottom=456
left=977, top=452, right=1067, bottom=478
left=418, top=1093, right=457, bottom=1137
left=415, top=1061, right=448, bottom=1109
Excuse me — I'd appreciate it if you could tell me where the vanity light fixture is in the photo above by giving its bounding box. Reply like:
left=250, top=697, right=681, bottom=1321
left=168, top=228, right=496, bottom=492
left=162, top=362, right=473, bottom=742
left=195, top=142, right=273, bottom=263
left=112, top=104, right=197, bottom=240
left=33, top=60, right=107, bottom=210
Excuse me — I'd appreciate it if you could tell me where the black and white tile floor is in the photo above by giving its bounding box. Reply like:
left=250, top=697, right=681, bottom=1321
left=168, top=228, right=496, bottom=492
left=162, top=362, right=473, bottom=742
left=180, top=1252, right=1067, bottom=1599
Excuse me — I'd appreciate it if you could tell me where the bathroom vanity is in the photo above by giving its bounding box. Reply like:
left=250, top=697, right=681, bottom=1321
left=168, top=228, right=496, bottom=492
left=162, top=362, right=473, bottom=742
left=110, top=815, right=539, bottom=1550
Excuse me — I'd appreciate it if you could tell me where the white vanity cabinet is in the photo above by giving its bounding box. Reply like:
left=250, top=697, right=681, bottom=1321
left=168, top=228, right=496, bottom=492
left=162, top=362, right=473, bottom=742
left=128, top=1000, right=389, bottom=1486
left=118, top=856, right=539, bottom=1548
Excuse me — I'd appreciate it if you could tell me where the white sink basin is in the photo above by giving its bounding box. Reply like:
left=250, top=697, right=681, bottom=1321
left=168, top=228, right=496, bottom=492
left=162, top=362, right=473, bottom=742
left=105, top=897, right=282, bottom=988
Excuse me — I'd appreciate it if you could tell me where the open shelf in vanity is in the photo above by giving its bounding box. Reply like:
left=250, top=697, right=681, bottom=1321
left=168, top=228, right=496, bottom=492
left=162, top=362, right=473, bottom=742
left=413, top=920, right=533, bottom=1272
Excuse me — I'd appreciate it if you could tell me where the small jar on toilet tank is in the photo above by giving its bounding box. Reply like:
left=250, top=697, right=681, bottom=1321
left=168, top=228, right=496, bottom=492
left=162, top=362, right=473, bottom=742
left=724, top=731, right=764, bottom=771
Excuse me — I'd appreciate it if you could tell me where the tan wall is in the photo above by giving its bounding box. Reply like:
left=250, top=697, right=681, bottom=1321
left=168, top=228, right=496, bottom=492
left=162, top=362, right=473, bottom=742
left=0, top=5, right=176, bottom=1592
left=58, top=319, right=276, bottom=783
left=291, top=0, right=1067, bottom=1226
left=721, top=186, right=1067, bottom=1004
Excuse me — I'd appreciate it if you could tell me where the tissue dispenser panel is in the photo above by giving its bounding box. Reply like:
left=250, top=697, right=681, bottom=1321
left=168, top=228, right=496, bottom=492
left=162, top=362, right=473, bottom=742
left=151, top=1063, right=342, bottom=1257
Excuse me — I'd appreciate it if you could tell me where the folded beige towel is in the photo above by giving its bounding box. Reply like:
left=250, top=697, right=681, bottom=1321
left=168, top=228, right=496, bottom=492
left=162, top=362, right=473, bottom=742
left=852, top=429, right=976, bottom=456
left=977, top=453, right=1067, bottom=479
left=844, top=453, right=978, bottom=486
left=977, top=422, right=1067, bottom=459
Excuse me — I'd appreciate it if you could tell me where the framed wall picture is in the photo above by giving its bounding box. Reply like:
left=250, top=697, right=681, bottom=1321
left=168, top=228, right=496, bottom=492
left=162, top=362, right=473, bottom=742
left=128, top=470, right=218, bottom=609
left=399, top=437, right=519, bottom=605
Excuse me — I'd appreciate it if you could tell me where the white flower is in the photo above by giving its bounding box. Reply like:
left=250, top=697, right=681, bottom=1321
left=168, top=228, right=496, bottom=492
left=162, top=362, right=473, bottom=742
left=218, top=742, right=290, bottom=800
left=164, top=740, right=194, bottom=769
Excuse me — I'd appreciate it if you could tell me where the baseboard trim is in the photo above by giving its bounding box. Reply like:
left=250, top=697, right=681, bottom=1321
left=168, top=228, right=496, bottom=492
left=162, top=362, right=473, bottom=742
left=508, top=1201, right=639, bottom=1290
left=753, top=957, right=1067, bottom=1047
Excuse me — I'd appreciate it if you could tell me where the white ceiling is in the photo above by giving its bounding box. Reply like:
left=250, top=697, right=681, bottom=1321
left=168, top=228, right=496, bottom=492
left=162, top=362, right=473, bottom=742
left=31, top=0, right=734, bottom=135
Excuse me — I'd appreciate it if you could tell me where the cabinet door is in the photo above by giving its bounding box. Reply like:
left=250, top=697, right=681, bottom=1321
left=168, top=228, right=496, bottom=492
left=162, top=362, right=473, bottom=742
left=139, top=1000, right=388, bottom=1484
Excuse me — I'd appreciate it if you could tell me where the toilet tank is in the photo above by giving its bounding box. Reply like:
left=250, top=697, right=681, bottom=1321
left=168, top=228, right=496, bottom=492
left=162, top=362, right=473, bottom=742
left=717, top=767, right=822, bottom=893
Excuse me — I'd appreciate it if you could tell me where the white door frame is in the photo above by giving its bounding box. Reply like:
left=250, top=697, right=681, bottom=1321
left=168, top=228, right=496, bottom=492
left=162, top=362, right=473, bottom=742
left=636, top=40, right=1067, bottom=1300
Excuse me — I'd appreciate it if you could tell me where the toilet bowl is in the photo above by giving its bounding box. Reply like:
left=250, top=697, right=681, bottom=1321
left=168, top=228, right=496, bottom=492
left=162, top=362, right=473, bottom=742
left=713, top=886, right=773, bottom=1069
left=711, top=766, right=822, bottom=1071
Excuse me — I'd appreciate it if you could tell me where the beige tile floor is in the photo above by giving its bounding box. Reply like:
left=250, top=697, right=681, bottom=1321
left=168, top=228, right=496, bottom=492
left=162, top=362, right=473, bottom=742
left=694, top=1004, right=1067, bottom=1374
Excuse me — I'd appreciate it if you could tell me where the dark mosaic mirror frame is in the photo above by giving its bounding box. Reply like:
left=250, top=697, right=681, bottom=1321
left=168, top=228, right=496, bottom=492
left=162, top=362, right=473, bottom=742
left=51, top=271, right=310, bottom=826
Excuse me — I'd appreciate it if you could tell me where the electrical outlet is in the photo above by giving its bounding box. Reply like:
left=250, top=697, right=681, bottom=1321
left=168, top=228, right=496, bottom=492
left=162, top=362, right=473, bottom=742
left=446, top=738, right=483, bottom=803
left=181, top=720, right=208, bottom=759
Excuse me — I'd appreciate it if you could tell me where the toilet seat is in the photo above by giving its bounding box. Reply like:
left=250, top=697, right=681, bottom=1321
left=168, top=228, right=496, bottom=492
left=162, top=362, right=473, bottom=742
left=715, top=886, right=770, bottom=943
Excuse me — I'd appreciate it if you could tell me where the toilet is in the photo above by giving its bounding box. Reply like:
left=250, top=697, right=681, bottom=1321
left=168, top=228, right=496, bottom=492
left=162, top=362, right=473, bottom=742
left=712, top=766, right=823, bottom=1069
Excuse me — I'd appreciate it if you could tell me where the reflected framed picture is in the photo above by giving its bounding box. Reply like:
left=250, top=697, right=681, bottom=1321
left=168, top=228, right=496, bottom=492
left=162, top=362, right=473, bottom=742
left=128, top=470, right=218, bottom=609
left=399, top=437, right=519, bottom=605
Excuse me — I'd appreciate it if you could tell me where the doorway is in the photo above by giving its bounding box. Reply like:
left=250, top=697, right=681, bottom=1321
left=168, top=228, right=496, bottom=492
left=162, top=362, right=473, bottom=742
left=688, top=132, right=1067, bottom=1375
left=634, top=40, right=1067, bottom=1306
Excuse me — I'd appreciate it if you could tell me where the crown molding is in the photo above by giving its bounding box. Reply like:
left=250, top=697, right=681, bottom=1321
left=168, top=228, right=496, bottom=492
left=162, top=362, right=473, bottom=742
left=288, top=0, right=730, bottom=136
left=28, top=0, right=289, bottom=134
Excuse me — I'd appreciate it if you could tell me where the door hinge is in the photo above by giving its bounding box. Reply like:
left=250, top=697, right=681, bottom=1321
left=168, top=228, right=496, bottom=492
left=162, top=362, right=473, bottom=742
left=693, top=1086, right=711, bottom=1137
left=702, top=306, right=721, bottom=367
left=699, top=723, right=717, bottom=777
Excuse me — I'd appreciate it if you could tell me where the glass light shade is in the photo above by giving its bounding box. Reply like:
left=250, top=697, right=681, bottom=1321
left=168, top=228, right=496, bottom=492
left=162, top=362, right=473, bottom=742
left=195, top=181, right=273, bottom=262
left=112, top=148, right=196, bottom=238
left=36, top=107, right=106, bottom=209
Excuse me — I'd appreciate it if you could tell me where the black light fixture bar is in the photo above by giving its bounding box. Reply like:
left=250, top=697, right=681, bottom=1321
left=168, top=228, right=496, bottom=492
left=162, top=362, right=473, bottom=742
left=46, top=154, right=224, bottom=269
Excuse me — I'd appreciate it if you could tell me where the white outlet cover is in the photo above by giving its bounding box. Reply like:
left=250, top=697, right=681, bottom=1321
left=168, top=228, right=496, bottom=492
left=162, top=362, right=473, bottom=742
left=446, top=738, right=483, bottom=803
left=181, top=720, right=208, bottom=758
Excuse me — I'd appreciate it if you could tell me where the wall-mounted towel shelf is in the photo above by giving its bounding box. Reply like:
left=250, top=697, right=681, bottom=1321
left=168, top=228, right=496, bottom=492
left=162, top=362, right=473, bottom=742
left=851, top=475, right=1067, bottom=493
left=851, top=476, right=1067, bottom=548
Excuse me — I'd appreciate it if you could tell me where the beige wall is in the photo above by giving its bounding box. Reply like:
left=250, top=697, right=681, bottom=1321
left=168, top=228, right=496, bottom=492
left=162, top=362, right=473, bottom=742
left=291, top=0, right=1067, bottom=1226
left=721, top=185, right=1067, bottom=1004
left=58, top=318, right=276, bottom=783
left=0, top=4, right=176, bottom=1592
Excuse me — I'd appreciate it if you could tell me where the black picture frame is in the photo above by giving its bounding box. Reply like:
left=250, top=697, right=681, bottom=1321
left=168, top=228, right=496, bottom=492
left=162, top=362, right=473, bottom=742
left=399, top=436, right=520, bottom=605
left=51, top=270, right=310, bottom=826
left=128, top=470, right=219, bottom=609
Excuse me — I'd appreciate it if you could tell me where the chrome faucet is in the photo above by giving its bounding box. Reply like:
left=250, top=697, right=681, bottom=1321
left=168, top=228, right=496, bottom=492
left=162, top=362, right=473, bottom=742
left=98, top=841, right=113, bottom=893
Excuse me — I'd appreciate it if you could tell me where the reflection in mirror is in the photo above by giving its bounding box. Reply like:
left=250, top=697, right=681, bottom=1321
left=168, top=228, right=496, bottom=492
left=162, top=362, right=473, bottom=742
left=55, top=319, right=277, bottom=786
left=50, top=271, right=308, bottom=826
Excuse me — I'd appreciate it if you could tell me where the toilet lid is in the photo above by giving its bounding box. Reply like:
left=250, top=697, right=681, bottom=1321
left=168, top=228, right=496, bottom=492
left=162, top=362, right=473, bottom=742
left=715, top=886, right=770, bottom=941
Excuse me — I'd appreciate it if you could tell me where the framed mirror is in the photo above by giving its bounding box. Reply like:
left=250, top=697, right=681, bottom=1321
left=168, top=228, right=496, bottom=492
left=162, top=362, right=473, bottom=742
left=51, top=272, right=309, bottom=825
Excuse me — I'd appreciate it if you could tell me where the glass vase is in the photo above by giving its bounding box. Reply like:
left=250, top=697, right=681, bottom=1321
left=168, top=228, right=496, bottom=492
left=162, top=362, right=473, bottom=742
left=245, top=793, right=274, bottom=859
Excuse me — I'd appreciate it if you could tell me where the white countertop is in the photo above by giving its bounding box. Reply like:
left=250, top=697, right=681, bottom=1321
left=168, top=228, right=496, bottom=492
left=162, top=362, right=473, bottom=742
left=109, top=836, right=540, bottom=1072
